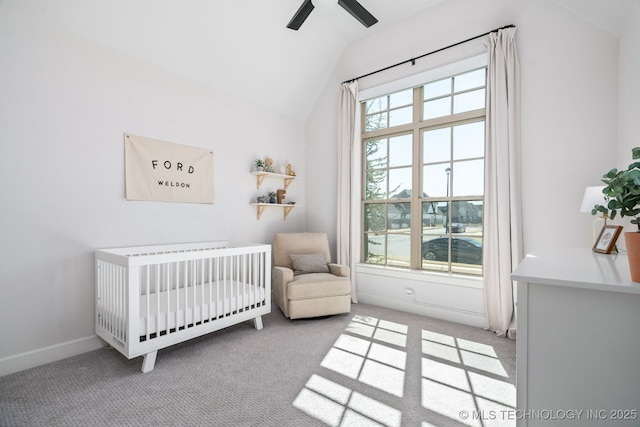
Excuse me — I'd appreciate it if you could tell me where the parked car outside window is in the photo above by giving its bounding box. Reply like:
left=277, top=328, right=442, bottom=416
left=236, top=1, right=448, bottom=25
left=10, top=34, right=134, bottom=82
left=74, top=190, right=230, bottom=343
left=446, top=223, right=466, bottom=233
left=421, top=237, right=482, bottom=265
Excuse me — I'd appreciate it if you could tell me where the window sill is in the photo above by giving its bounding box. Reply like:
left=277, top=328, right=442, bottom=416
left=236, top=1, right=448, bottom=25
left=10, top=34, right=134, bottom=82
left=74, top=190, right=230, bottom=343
left=355, top=263, right=484, bottom=290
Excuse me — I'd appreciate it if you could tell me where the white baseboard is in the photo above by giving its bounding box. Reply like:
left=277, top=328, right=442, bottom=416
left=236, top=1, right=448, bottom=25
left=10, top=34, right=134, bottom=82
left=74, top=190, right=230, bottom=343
left=358, top=293, right=486, bottom=328
left=0, top=335, right=104, bottom=377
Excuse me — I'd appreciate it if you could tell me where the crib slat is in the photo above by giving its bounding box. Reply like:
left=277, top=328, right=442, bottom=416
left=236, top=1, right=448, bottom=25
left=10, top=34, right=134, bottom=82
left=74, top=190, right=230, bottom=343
left=254, top=253, right=259, bottom=308
left=243, top=253, right=247, bottom=311
left=207, top=257, right=212, bottom=321
left=215, top=257, right=220, bottom=320
left=223, top=256, right=227, bottom=317
left=200, top=258, right=205, bottom=323
left=184, top=260, right=189, bottom=328
left=233, top=254, right=238, bottom=314
left=192, top=259, right=197, bottom=327
left=117, top=265, right=123, bottom=340
left=156, top=264, right=161, bottom=338
left=171, top=262, right=175, bottom=334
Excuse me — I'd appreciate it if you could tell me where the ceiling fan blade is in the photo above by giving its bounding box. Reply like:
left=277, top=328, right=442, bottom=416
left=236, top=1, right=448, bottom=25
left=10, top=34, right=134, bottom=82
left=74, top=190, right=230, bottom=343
left=338, top=0, right=378, bottom=28
left=287, top=0, right=315, bottom=30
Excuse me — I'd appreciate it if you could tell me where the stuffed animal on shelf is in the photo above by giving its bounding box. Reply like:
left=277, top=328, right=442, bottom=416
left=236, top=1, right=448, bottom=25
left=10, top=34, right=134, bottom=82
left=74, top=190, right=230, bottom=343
left=265, top=157, right=274, bottom=173
left=286, top=163, right=296, bottom=176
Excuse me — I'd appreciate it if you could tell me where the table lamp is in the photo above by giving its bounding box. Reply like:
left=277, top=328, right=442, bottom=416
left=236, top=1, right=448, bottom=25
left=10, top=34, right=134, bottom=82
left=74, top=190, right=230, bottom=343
left=580, top=185, right=607, bottom=240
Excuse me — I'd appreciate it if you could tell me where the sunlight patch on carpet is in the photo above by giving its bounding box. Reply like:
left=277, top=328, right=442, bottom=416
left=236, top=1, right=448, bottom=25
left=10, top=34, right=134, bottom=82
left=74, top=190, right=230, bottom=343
left=334, top=334, right=371, bottom=357
left=295, top=315, right=408, bottom=426
left=293, top=388, right=345, bottom=426
left=294, top=315, right=515, bottom=426
left=321, top=348, right=364, bottom=380
left=420, top=329, right=515, bottom=426
left=294, top=374, right=401, bottom=427
left=359, top=359, right=405, bottom=397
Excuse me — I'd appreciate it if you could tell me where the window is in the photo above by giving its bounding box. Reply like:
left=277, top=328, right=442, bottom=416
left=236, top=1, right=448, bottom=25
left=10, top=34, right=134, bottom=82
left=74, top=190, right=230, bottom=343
left=361, top=68, right=486, bottom=276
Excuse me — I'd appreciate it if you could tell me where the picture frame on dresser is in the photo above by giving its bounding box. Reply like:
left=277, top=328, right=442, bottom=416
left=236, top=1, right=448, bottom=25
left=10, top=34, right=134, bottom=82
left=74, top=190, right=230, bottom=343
left=592, top=225, right=623, bottom=254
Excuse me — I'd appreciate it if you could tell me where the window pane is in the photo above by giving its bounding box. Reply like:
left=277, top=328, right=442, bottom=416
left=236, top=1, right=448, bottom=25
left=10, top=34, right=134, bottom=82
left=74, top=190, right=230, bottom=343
left=422, top=201, right=447, bottom=233
left=389, top=106, right=412, bottom=127
left=452, top=159, right=484, bottom=196
left=363, top=233, right=385, bottom=264
left=423, top=164, right=451, bottom=198
left=450, top=239, right=483, bottom=275
left=389, top=134, right=412, bottom=167
left=365, top=169, right=387, bottom=200
left=366, top=139, right=387, bottom=168
left=390, top=89, right=413, bottom=108
left=387, top=202, right=411, bottom=230
left=366, top=96, right=387, bottom=114
left=424, top=78, right=451, bottom=99
left=421, top=236, right=450, bottom=271
left=450, top=236, right=483, bottom=274
left=453, top=89, right=485, bottom=114
left=365, top=112, right=388, bottom=131
left=364, top=204, right=386, bottom=232
left=423, top=97, right=451, bottom=120
left=453, top=122, right=485, bottom=160
left=389, top=167, right=412, bottom=199
left=423, top=127, right=451, bottom=164
left=454, top=69, right=486, bottom=92
left=451, top=200, right=483, bottom=228
left=387, top=233, right=410, bottom=268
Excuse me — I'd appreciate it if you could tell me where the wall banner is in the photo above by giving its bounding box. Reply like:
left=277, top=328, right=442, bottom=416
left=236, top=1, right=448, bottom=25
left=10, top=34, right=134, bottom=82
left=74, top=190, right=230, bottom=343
left=124, top=133, right=214, bottom=204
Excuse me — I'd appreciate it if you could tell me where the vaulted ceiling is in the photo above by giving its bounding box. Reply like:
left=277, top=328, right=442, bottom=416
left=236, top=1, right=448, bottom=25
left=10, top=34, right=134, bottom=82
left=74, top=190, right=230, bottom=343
left=10, top=0, right=635, bottom=121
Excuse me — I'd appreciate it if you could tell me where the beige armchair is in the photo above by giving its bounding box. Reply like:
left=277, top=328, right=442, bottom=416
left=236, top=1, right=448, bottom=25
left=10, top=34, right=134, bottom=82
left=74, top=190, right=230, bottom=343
left=272, top=232, right=351, bottom=319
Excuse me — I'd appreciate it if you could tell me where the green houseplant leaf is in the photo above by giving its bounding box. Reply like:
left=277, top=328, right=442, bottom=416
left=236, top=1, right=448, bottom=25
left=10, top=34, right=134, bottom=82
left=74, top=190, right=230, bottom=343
left=592, top=147, right=640, bottom=231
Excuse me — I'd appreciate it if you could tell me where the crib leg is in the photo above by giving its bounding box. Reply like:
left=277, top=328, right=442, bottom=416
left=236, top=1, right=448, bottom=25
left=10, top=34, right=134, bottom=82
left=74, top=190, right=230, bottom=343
left=253, top=315, right=263, bottom=330
left=141, top=351, right=157, bottom=373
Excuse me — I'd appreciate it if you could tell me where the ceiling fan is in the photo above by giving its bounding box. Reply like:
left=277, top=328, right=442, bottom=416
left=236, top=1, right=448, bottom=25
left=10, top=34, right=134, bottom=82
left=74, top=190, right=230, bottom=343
left=287, top=0, right=378, bottom=30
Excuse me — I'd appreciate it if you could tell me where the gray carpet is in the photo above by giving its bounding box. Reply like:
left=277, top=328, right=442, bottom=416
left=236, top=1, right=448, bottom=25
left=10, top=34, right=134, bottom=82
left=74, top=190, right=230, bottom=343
left=0, top=302, right=515, bottom=427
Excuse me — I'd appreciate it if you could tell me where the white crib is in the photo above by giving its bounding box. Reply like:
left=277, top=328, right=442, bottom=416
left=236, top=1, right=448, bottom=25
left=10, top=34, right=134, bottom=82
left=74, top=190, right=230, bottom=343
left=95, top=241, right=271, bottom=373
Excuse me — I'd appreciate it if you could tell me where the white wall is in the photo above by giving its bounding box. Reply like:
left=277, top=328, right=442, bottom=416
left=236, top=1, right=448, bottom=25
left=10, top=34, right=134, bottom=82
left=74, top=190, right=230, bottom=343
left=618, top=3, right=640, bottom=167
left=610, top=2, right=640, bottom=251
left=0, top=5, right=306, bottom=375
left=305, top=0, right=621, bottom=324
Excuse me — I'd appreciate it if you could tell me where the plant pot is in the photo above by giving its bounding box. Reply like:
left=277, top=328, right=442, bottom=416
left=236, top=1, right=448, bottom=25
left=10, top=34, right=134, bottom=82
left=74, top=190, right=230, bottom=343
left=624, top=231, right=640, bottom=282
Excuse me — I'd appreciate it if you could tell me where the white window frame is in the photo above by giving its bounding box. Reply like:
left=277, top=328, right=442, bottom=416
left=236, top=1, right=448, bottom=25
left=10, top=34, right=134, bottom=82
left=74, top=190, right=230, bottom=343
left=355, top=54, right=487, bottom=287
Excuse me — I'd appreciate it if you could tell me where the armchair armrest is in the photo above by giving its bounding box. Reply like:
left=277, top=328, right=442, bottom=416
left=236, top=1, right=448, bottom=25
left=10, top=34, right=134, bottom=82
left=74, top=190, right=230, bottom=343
left=273, top=265, right=294, bottom=284
left=272, top=266, right=294, bottom=317
left=328, top=263, right=350, bottom=277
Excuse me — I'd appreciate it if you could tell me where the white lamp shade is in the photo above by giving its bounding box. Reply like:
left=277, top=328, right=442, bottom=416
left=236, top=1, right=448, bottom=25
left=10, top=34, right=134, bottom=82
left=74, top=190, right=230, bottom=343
left=580, top=186, right=606, bottom=213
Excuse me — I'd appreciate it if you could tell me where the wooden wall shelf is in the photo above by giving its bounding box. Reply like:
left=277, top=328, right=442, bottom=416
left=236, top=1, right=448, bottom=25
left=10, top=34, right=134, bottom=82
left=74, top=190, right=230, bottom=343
left=251, top=171, right=296, bottom=190
left=250, top=170, right=299, bottom=220
left=250, top=203, right=298, bottom=220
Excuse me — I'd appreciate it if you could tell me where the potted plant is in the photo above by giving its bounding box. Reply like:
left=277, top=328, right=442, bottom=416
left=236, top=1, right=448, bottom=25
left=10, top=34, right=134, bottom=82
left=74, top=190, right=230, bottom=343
left=592, top=146, right=640, bottom=281
left=254, top=158, right=265, bottom=172
left=268, top=191, right=277, bottom=204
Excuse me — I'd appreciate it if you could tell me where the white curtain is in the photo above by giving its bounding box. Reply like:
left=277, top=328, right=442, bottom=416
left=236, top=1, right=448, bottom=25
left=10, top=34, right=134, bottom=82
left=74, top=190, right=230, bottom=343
left=483, top=28, right=522, bottom=338
left=337, top=81, right=359, bottom=303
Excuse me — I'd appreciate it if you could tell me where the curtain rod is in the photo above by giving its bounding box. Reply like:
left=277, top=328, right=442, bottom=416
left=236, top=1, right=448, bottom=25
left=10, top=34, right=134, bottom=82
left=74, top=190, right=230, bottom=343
left=342, top=24, right=515, bottom=84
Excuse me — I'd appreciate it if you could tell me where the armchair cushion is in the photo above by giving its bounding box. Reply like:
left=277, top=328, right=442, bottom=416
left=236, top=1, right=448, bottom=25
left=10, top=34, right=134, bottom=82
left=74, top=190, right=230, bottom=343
left=290, top=252, right=330, bottom=275
left=287, top=273, right=351, bottom=300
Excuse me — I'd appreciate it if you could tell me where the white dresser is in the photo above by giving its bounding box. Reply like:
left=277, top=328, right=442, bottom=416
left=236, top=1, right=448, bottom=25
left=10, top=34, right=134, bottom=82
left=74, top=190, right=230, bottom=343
left=512, top=248, right=640, bottom=426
